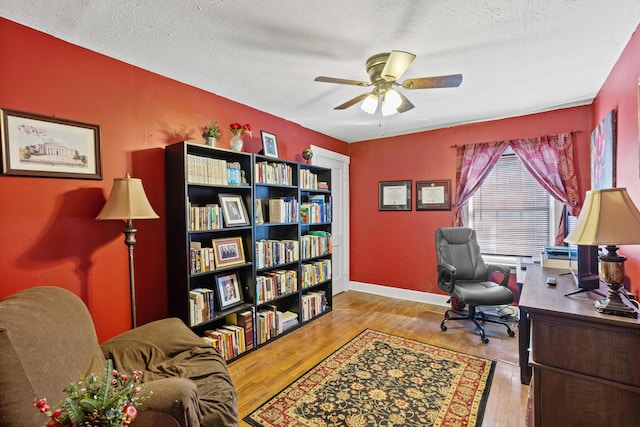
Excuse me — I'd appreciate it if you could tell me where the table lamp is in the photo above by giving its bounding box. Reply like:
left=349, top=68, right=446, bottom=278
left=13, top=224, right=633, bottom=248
left=564, top=187, right=640, bottom=318
left=96, top=173, right=159, bottom=327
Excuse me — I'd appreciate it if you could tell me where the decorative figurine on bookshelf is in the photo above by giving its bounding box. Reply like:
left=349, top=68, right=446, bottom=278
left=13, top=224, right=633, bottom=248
left=302, top=147, right=313, bottom=164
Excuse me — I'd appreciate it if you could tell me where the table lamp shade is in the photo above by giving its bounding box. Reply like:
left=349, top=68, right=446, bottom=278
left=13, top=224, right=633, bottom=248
left=564, top=188, right=640, bottom=246
left=96, top=175, right=159, bottom=220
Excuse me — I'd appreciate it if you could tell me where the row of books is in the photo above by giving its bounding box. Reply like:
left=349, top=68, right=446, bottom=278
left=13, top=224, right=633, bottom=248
left=256, top=269, right=298, bottom=304
left=201, top=310, right=254, bottom=361
left=300, top=195, right=331, bottom=224
left=187, top=154, right=244, bottom=185
left=301, top=259, right=332, bottom=288
left=301, top=291, right=328, bottom=322
left=300, top=231, right=332, bottom=259
left=256, top=308, right=299, bottom=345
left=255, top=161, right=293, bottom=185
left=189, top=287, right=215, bottom=326
left=199, top=305, right=303, bottom=359
left=203, top=325, right=246, bottom=360
left=189, top=243, right=216, bottom=274
left=299, top=169, right=319, bottom=190
left=268, top=197, right=298, bottom=223
left=188, top=202, right=223, bottom=231
left=255, top=239, right=299, bottom=269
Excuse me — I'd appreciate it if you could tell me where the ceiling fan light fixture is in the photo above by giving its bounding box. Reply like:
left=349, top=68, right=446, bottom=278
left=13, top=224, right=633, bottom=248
left=361, top=93, right=378, bottom=114
left=383, top=88, right=402, bottom=110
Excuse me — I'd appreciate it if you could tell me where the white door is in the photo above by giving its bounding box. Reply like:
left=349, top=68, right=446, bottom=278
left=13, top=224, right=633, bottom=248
left=310, top=146, right=350, bottom=295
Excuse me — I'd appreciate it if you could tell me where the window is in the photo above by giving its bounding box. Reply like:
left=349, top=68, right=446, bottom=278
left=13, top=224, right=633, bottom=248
left=467, top=148, right=553, bottom=257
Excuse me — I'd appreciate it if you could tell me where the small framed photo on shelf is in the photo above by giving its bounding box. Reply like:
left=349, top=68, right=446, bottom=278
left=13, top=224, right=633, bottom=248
left=1, top=108, right=102, bottom=180
left=416, top=179, right=451, bottom=210
left=260, top=130, right=279, bottom=158
left=215, top=272, right=244, bottom=310
left=218, top=193, right=250, bottom=227
left=379, top=180, right=411, bottom=211
left=212, top=237, right=246, bottom=268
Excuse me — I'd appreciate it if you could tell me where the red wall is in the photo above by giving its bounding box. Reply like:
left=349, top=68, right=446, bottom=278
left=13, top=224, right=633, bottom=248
left=0, top=18, right=347, bottom=342
left=4, top=16, right=640, bottom=341
left=349, top=107, right=593, bottom=294
left=593, top=24, right=640, bottom=296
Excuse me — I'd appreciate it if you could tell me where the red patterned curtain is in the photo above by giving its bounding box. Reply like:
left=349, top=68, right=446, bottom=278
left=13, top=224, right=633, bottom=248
left=509, top=133, right=580, bottom=245
left=453, top=141, right=509, bottom=226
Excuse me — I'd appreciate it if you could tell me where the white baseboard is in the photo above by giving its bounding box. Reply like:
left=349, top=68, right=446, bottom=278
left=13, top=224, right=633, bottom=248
left=347, top=281, right=450, bottom=307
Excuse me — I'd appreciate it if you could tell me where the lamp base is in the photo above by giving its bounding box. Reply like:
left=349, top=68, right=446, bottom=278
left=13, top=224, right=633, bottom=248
left=594, top=289, right=638, bottom=318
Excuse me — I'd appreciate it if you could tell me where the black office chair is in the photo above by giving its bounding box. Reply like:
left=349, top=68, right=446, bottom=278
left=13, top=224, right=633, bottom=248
left=435, top=227, right=515, bottom=343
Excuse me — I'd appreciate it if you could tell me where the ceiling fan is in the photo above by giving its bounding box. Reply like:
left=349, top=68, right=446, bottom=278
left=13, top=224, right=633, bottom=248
left=314, top=50, right=462, bottom=116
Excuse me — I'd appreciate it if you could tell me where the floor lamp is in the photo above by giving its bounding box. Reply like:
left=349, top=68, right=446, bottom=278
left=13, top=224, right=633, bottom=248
left=96, top=173, right=159, bottom=328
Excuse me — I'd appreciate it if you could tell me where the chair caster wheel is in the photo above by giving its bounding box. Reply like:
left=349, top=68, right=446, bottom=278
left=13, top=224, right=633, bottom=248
left=482, top=337, right=489, bottom=344
left=441, top=324, right=447, bottom=331
left=508, top=330, right=515, bottom=337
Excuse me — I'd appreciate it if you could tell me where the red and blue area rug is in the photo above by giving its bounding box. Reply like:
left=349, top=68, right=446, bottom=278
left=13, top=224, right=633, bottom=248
left=245, top=329, right=495, bottom=427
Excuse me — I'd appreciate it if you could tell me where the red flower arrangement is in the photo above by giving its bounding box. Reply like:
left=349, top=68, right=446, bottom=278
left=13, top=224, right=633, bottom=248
left=230, top=123, right=252, bottom=136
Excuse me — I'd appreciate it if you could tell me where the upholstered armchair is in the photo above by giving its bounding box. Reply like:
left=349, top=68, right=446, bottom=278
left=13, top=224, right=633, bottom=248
left=0, top=286, right=238, bottom=427
left=435, top=227, right=516, bottom=343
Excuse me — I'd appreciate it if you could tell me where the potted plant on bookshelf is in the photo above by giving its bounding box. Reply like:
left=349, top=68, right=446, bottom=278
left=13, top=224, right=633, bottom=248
left=204, top=117, right=221, bottom=147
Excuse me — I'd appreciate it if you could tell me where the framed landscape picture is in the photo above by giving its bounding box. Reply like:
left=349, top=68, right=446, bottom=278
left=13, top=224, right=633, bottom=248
left=1, top=108, right=102, bottom=179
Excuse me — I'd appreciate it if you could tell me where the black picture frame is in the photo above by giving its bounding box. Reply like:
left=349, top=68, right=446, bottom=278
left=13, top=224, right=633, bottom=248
left=378, top=180, right=411, bottom=211
left=218, top=193, right=250, bottom=227
left=1, top=108, right=102, bottom=179
left=260, top=130, right=279, bottom=158
left=416, top=179, right=451, bottom=210
left=215, top=272, right=244, bottom=310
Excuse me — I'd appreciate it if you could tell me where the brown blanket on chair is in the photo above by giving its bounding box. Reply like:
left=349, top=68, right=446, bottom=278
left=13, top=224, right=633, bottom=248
left=101, top=318, right=238, bottom=427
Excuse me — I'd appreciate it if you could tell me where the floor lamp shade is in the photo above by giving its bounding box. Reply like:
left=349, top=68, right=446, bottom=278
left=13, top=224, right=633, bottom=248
left=96, top=175, right=159, bottom=220
left=96, top=174, right=158, bottom=328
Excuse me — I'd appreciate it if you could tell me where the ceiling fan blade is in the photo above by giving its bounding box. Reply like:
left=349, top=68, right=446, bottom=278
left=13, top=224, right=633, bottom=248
left=315, top=76, right=371, bottom=87
left=396, top=91, right=415, bottom=113
left=381, top=50, right=416, bottom=81
left=402, top=74, right=463, bottom=89
left=334, top=93, right=370, bottom=110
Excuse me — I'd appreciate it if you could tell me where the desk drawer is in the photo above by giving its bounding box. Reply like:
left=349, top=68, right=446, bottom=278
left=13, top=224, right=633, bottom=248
left=533, top=366, right=640, bottom=427
left=531, top=313, right=640, bottom=386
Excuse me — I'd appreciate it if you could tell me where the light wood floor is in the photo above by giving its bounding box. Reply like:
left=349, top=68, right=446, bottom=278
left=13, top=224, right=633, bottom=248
left=228, top=290, right=528, bottom=426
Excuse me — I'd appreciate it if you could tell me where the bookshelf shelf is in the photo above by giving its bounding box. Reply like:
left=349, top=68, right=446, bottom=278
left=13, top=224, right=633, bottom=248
left=166, top=142, right=332, bottom=362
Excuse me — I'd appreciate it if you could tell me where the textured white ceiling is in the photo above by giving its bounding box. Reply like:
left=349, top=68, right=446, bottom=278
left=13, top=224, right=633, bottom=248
left=2, top=1, right=640, bottom=142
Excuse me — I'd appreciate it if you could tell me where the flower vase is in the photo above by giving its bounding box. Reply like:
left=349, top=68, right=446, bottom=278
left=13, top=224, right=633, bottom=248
left=206, top=136, right=217, bottom=147
left=230, top=134, right=243, bottom=152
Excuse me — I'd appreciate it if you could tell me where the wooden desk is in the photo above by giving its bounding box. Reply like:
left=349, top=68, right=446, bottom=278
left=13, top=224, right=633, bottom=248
left=519, top=265, right=640, bottom=426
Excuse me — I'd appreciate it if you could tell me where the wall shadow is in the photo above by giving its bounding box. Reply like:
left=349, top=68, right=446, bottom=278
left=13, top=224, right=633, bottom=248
left=16, top=187, right=120, bottom=301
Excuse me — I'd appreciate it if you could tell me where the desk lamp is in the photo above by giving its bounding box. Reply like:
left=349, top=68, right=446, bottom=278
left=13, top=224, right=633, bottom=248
left=96, top=174, right=159, bottom=327
left=564, top=188, right=640, bottom=318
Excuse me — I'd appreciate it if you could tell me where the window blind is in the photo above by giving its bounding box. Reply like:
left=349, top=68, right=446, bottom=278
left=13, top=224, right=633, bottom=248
left=468, top=152, right=551, bottom=257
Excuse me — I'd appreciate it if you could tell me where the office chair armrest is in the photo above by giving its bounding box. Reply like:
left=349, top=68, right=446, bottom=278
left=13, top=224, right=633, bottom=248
left=487, top=264, right=511, bottom=287
left=437, top=263, right=457, bottom=293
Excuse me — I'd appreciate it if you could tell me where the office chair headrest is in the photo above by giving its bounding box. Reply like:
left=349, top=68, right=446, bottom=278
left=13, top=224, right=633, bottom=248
left=438, top=227, right=475, bottom=245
